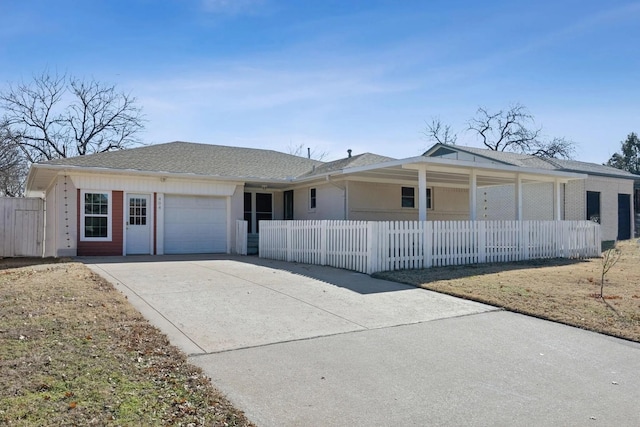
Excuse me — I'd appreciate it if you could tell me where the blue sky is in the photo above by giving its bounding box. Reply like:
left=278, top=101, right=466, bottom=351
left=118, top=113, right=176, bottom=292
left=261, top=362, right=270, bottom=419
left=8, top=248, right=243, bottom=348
left=1, top=0, right=639, bottom=163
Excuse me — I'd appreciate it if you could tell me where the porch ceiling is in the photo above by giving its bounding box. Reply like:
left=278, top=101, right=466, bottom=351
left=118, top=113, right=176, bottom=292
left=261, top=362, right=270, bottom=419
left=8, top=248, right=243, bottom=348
left=347, top=166, right=549, bottom=187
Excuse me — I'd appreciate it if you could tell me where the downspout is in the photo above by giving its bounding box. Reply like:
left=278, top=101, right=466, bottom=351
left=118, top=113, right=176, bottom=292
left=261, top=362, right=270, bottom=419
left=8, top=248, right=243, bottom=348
left=326, top=175, right=347, bottom=219
left=41, top=194, right=47, bottom=258
left=562, top=182, right=566, bottom=220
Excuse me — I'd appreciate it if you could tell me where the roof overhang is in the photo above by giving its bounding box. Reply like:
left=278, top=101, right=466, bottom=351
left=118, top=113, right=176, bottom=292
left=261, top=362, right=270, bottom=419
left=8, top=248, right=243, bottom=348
left=25, top=163, right=292, bottom=197
left=27, top=152, right=588, bottom=198
left=295, top=155, right=586, bottom=187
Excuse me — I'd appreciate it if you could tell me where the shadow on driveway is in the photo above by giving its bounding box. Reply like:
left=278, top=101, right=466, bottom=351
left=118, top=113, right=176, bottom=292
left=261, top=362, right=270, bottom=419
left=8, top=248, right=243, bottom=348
left=78, top=254, right=411, bottom=295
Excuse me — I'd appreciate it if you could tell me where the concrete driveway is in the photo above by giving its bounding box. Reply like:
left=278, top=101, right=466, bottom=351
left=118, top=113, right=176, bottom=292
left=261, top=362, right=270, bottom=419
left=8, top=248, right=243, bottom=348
left=85, top=255, right=640, bottom=427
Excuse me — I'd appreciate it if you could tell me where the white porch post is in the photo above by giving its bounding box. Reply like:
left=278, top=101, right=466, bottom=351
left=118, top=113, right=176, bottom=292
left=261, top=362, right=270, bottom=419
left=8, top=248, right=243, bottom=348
left=418, top=166, right=427, bottom=221
left=554, top=179, right=562, bottom=220
left=469, top=169, right=477, bottom=221
left=515, top=174, right=523, bottom=220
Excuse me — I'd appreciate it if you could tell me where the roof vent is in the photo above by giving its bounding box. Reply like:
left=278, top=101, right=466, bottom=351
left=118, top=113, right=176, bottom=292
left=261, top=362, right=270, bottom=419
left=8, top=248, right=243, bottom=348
left=347, top=149, right=352, bottom=158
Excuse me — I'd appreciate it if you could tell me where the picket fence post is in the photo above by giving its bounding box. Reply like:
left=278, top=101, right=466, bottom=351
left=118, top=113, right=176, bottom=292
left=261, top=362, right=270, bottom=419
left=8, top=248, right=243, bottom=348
left=286, top=222, right=292, bottom=262
left=366, top=221, right=378, bottom=274
left=319, top=220, right=327, bottom=266
left=423, top=221, right=432, bottom=268
left=478, top=221, right=486, bottom=264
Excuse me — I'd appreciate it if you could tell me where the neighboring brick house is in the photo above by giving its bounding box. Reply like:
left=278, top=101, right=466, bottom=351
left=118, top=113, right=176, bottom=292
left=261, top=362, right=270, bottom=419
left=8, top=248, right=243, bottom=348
left=424, top=144, right=638, bottom=241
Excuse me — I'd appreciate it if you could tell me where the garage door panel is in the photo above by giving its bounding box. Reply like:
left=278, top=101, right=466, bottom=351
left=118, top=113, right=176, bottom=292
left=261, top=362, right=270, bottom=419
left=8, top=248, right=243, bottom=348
left=164, top=195, right=227, bottom=254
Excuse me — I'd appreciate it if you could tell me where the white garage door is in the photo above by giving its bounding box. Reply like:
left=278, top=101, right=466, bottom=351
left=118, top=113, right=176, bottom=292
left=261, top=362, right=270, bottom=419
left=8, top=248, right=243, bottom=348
left=164, top=195, right=227, bottom=254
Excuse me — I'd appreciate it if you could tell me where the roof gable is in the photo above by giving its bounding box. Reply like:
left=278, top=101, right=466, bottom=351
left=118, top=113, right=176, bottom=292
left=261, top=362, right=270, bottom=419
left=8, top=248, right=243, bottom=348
left=425, top=143, right=639, bottom=180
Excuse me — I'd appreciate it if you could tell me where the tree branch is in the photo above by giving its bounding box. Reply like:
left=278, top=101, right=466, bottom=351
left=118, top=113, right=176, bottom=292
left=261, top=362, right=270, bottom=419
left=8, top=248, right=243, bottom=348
left=467, top=103, right=574, bottom=158
left=0, top=71, right=145, bottom=161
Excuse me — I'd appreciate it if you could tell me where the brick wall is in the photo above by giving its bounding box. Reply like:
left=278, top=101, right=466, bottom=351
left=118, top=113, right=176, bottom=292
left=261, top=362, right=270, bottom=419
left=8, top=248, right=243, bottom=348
left=564, top=180, right=586, bottom=222
left=77, top=190, right=124, bottom=256
left=565, top=176, right=634, bottom=241
left=477, top=184, right=517, bottom=220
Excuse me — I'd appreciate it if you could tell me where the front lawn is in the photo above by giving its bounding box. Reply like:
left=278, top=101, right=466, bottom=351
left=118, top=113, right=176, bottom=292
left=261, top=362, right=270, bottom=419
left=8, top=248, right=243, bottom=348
left=375, top=240, right=640, bottom=342
left=0, top=261, right=254, bottom=426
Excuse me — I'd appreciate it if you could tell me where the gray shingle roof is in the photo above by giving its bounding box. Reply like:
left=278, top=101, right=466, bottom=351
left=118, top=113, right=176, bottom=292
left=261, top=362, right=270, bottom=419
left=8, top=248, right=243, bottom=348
left=543, top=157, right=639, bottom=178
left=300, top=153, right=396, bottom=177
left=42, top=141, right=323, bottom=180
left=428, top=144, right=639, bottom=179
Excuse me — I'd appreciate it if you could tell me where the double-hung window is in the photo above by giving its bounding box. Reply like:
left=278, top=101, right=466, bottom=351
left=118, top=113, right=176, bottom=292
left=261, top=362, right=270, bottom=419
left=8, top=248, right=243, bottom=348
left=402, top=187, right=433, bottom=209
left=401, top=187, right=415, bottom=208
left=81, top=191, right=112, bottom=241
left=310, top=188, right=317, bottom=210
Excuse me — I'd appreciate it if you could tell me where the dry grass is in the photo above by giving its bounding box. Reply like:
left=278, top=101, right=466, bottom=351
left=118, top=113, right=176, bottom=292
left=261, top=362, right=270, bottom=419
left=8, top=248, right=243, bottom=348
left=0, top=260, right=254, bottom=426
left=375, top=240, right=640, bottom=343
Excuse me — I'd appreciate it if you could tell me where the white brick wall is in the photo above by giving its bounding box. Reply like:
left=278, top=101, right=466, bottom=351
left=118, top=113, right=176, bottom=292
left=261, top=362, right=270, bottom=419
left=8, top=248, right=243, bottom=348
left=565, top=176, right=634, bottom=241
left=564, top=180, right=586, bottom=223
left=522, top=182, right=556, bottom=220
left=477, top=184, right=516, bottom=220
left=476, top=183, right=557, bottom=220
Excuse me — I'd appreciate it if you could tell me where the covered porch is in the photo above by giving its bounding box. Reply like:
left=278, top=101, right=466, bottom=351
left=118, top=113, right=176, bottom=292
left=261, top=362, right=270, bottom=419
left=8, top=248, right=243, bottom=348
left=236, top=155, right=588, bottom=256
left=341, top=156, right=587, bottom=222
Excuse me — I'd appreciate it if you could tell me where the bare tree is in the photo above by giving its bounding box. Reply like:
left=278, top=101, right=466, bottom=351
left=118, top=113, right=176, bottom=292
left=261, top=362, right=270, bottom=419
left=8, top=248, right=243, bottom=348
left=423, top=117, right=457, bottom=145
left=468, top=103, right=574, bottom=159
left=287, top=142, right=329, bottom=161
left=0, top=120, right=27, bottom=196
left=0, top=71, right=145, bottom=162
left=600, top=244, right=622, bottom=299
left=529, top=136, right=575, bottom=159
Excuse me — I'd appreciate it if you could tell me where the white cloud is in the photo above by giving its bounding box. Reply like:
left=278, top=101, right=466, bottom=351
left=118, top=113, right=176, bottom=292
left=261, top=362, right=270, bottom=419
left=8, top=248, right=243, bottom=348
left=134, top=60, right=418, bottom=113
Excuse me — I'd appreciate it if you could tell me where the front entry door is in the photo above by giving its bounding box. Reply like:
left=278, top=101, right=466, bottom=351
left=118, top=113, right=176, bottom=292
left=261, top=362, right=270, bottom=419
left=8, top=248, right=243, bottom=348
left=618, top=193, right=631, bottom=240
left=126, top=194, right=151, bottom=255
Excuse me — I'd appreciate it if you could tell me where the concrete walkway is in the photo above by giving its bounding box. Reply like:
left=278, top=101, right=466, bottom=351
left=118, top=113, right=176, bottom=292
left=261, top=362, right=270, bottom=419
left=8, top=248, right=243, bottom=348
left=84, top=255, right=640, bottom=427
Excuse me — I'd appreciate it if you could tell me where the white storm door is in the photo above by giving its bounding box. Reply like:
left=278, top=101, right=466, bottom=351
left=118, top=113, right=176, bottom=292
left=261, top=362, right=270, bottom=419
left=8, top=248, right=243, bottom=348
left=126, top=194, right=151, bottom=255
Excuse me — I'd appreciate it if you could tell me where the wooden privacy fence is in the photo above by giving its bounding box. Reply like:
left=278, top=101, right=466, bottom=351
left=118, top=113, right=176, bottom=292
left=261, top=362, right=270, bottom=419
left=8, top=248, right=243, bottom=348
left=0, top=197, right=44, bottom=257
left=259, top=220, right=602, bottom=274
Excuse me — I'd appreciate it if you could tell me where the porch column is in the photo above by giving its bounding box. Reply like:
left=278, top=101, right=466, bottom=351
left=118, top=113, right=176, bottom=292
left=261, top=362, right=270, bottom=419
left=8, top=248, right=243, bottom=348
left=418, top=166, right=427, bottom=221
left=469, top=170, right=477, bottom=221
left=515, top=174, right=523, bottom=220
left=554, top=179, right=562, bottom=220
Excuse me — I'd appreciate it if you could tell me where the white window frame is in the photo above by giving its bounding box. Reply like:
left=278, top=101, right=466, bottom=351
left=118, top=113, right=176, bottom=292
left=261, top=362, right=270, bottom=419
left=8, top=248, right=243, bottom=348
left=401, top=187, right=433, bottom=209
left=80, top=190, right=112, bottom=242
left=309, top=187, right=317, bottom=210
left=401, top=186, right=415, bottom=208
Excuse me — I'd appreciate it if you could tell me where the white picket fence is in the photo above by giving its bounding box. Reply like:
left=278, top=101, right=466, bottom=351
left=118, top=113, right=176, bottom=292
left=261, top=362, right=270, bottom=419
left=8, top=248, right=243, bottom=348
left=0, top=197, right=45, bottom=257
left=235, top=219, right=248, bottom=255
left=259, top=220, right=601, bottom=274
